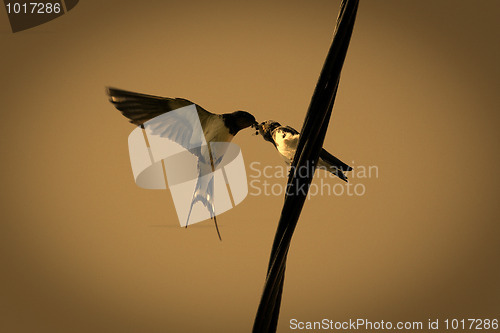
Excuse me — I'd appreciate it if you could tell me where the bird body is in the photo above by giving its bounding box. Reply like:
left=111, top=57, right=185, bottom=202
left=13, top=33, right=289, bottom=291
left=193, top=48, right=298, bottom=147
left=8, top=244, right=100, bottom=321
left=107, top=87, right=257, bottom=239
left=203, top=114, right=233, bottom=143
left=271, top=125, right=300, bottom=164
left=258, top=120, right=352, bottom=181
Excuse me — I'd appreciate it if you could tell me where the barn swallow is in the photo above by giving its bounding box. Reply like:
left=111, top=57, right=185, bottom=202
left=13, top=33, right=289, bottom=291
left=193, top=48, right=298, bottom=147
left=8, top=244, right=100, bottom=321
left=107, top=87, right=258, bottom=240
left=108, top=88, right=257, bottom=142
left=257, top=120, right=352, bottom=181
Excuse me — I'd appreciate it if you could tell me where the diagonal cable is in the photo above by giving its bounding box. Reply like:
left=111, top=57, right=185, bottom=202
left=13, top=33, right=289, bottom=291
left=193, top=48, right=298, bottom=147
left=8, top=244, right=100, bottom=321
left=252, top=1, right=359, bottom=332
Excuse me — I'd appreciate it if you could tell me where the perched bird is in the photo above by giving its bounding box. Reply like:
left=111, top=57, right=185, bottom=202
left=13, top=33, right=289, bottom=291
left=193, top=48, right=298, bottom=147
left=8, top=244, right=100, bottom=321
left=107, top=87, right=258, bottom=239
left=257, top=120, right=352, bottom=181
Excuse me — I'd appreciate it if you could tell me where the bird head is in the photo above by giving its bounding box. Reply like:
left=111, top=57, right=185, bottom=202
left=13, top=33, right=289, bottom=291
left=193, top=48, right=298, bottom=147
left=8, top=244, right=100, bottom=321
left=223, top=111, right=258, bottom=135
left=233, top=111, right=258, bottom=129
left=256, top=120, right=281, bottom=143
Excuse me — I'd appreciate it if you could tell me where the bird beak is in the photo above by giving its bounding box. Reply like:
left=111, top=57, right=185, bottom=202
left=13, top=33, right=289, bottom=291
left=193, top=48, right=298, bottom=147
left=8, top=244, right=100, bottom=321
left=255, top=122, right=272, bottom=142
left=251, top=121, right=260, bottom=134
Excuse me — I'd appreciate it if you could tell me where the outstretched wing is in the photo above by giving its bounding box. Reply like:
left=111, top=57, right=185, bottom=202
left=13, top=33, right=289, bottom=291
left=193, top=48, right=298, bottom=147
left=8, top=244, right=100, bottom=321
left=108, top=87, right=217, bottom=159
left=110, top=87, right=221, bottom=236
left=107, top=87, right=213, bottom=126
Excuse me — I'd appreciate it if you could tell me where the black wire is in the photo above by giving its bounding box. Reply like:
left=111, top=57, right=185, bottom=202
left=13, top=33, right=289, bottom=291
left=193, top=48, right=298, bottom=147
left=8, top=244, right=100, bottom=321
left=252, top=1, right=359, bottom=332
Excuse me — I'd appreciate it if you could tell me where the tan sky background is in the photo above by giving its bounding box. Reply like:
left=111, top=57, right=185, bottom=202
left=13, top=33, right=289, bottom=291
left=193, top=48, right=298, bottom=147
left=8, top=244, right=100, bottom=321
left=1, top=1, right=499, bottom=332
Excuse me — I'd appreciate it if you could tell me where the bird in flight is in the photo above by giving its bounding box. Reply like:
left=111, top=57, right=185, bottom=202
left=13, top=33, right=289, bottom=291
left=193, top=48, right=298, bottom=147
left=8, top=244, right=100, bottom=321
left=108, top=87, right=257, bottom=144
left=107, top=87, right=258, bottom=239
left=257, top=120, right=352, bottom=181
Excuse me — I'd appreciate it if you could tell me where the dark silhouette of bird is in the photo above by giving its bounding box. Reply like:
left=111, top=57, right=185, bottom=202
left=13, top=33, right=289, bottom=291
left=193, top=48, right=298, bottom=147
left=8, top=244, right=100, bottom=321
left=107, top=87, right=258, bottom=240
left=257, top=120, right=352, bottom=181
left=108, top=87, right=257, bottom=143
